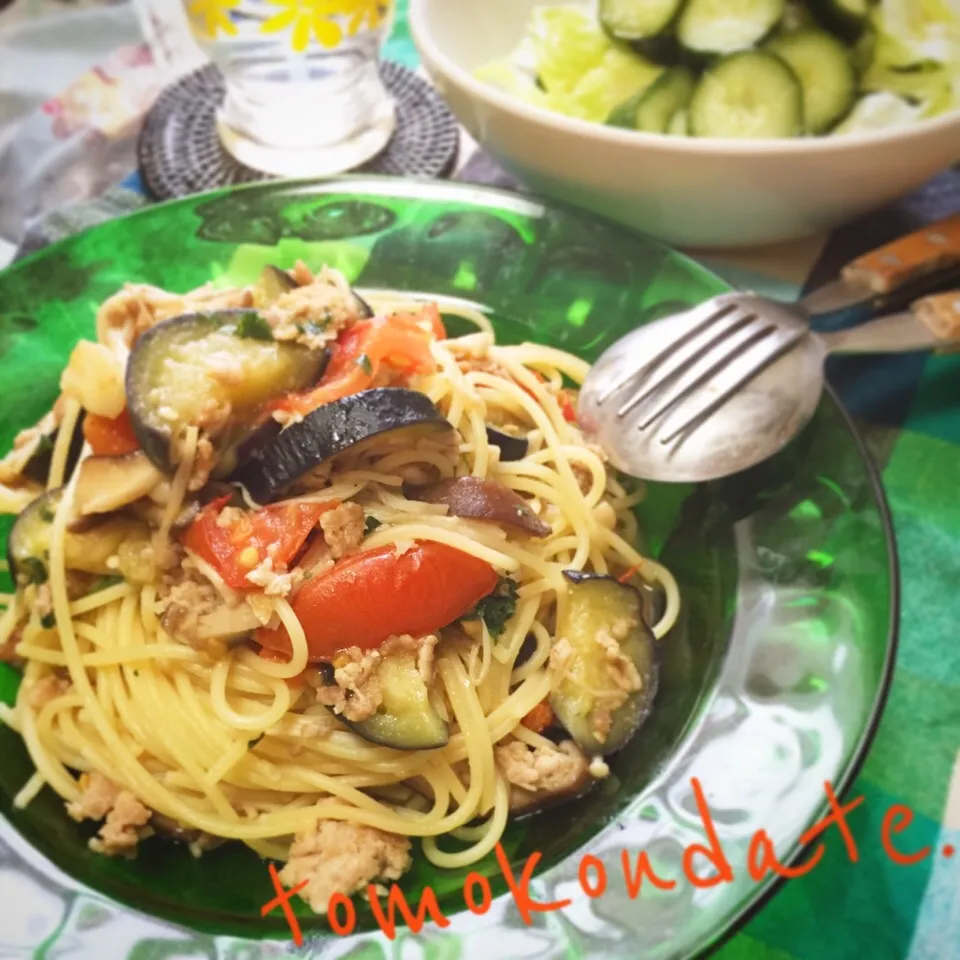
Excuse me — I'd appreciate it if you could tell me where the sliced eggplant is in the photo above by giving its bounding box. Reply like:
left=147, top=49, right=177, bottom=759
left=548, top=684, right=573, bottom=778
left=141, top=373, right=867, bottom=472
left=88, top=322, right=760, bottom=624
left=73, top=451, right=165, bottom=517
left=485, top=426, right=529, bottom=462
left=549, top=571, right=659, bottom=756
left=126, top=310, right=326, bottom=473
left=255, top=265, right=297, bottom=306
left=339, top=655, right=449, bottom=750
left=8, top=488, right=151, bottom=584
left=404, top=476, right=551, bottom=538
left=231, top=387, right=453, bottom=504
left=8, top=491, right=59, bottom=585
left=255, top=264, right=374, bottom=318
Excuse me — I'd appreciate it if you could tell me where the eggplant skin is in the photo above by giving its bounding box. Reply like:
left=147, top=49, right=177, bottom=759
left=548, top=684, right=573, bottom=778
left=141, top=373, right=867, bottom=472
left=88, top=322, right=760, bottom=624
left=327, top=654, right=449, bottom=750
left=125, top=310, right=326, bottom=473
left=485, top=426, right=529, bottom=462
left=231, top=387, right=453, bottom=504
left=257, top=264, right=373, bottom=319
left=22, top=416, right=85, bottom=487
left=7, top=490, right=60, bottom=585
left=550, top=571, right=660, bottom=756
left=404, top=476, right=551, bottom=537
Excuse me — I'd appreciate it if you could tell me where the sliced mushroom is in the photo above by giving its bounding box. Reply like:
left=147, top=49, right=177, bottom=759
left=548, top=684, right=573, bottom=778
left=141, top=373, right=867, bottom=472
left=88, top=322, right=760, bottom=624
left=404, top=476, right=551, bottom=537
left=74, top=451, right=165, bottom=516
left=195, top=604, right=264, bottom=641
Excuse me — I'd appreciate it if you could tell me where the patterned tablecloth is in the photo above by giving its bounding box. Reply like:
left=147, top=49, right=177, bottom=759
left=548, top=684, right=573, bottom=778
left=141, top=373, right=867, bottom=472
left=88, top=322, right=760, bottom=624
left=2, top=2, right=960, bottom=958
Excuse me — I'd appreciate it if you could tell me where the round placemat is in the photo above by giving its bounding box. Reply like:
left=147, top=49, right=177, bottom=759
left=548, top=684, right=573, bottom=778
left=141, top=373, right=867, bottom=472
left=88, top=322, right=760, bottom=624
left=137, top=61, right=460, bottom=200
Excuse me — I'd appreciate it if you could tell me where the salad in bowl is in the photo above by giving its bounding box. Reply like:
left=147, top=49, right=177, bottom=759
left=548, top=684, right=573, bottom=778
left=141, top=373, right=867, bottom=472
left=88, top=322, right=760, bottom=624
left=476, top=0, right=960, bottom=139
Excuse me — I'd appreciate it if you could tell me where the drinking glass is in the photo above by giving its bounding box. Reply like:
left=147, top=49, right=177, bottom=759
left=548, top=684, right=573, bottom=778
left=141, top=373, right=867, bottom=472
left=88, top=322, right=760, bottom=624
left=182, top=0, right=396, bottom=176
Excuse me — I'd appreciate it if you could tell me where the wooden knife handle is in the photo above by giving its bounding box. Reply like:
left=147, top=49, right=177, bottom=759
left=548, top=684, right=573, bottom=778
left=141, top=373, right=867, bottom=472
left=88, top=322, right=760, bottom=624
left=913, top=290, right=960, bottom=345
left=842, top=212, right=960, bottom=295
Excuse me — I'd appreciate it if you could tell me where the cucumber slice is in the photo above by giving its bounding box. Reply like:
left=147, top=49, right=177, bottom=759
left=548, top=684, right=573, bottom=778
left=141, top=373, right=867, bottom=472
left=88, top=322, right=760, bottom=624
left=677, top=0, right=786, bottom=55
left=668, top=109, right=691, bottom=135
left=766, top=28, right=858, bottom=133
left=599, top=0, right=686, bottom=40
left=782, top=0, right=818, bottom=32
left=608, top=66, right=697, bottom=133
left=810, top=0, right=872, bottom=41
left=688, top=51, right=804, bottom=138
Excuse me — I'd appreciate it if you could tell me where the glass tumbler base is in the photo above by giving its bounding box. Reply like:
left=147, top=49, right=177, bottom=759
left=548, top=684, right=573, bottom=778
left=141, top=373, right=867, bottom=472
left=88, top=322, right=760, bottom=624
left=216, top=98, right=397, bottom=178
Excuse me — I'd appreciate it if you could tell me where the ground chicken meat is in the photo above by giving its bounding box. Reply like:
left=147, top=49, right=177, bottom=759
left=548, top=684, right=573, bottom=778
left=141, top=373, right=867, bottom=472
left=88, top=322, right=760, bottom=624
left=495, top=738, right=589, bottom=795
left=96, top=283, right=253, bottom=350
left=571, top=463, right=593, bottom=496
left=159, top=577, right=222, bottom=648
left=290, top=259, right=314, bottom=286
left=380, top=633, right=438, bottom=684
left=280, top=820, right=412, bottom=913
left=319, top=502, right=365, bottom=559
left=93, top=790, right=152, bottom=857
left=26, top=674, right=70, bottom=710
left=67, top=772, right=152, bottom=857
left=245, top=556, right=303, bottom=598
left=315, top=646, right=383, bottom=723
left=189, top=436, right=217, bottom=493
left=67, top=772, right=120, bottom=822
left=263, top=265, right=360, bottom=349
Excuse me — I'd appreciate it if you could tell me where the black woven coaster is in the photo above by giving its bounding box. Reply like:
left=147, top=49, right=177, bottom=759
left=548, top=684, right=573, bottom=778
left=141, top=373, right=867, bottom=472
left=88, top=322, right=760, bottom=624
left=137, top=61, right=460, bottom=201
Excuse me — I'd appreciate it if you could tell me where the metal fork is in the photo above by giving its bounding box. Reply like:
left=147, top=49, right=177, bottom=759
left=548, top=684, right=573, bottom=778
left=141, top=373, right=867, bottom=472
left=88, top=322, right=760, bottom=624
left=578, top=289, right=960, bottom=484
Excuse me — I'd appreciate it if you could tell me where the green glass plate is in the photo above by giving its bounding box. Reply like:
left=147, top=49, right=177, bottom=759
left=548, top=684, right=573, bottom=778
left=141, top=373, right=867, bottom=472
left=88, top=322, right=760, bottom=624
left=0, top=177, right=897, bottom=960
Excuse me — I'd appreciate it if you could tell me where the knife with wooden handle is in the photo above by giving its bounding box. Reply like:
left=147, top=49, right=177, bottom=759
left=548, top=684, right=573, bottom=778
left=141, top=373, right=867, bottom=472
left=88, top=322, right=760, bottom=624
left=800, top=212, right=960, bottom=317
left=812, top=290, right=960, bottom=355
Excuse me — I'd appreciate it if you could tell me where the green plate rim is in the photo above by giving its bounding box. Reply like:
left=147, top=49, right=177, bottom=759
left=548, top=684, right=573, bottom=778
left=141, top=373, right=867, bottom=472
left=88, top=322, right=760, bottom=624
left=0, top=174, right=902, bottom=956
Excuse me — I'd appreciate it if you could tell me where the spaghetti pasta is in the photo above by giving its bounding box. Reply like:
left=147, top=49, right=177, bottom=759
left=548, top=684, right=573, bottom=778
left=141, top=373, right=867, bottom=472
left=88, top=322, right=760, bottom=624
left=0, top=262, right=679, bottom=914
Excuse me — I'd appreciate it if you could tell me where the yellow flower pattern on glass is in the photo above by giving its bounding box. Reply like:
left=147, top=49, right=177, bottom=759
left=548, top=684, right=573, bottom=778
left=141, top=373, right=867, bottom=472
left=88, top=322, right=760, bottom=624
left=260, top=0, right=391, bottom=53
left=186, top=0, right=239, bottom=39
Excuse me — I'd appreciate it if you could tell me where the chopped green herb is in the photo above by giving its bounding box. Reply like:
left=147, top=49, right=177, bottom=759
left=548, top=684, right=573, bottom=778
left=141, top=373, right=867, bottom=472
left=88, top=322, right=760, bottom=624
left=39, top=506, right=55, bottom=523
left=296, top=320, right=327, bottom=338
left=356, top=353, right=373, bottom=375
left=88, top=575, right=124, bottom=595
left=234, top=312, right=274, bottom=341
left=364, top=516, right=382, bottom=535
left=301, top=570, right=314, bottom=583
left=40, top=613, right=55, bottom=629
left=20, top=557, right=47, bottom=585
left=133, top=669, right=140, bottom=678
left=463, top=577, right=518, bottom=639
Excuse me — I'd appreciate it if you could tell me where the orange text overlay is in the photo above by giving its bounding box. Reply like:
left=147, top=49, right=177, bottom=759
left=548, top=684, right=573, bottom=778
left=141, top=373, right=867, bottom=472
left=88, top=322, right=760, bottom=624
left=262, top=778, right=938, bottom=943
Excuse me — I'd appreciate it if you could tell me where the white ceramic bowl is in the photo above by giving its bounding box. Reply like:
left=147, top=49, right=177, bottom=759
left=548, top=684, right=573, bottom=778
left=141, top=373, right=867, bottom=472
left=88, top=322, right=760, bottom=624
left=410, top=0, right=960, bottom=248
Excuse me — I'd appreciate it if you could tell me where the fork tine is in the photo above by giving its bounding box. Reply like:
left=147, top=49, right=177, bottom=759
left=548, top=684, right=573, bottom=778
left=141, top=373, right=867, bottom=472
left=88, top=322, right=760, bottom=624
left=638, top=322, right=776, bottom=430
left=659, top=330, right=808, bottom=445
left=595, top=300, right=740, bottom=405
left=616, top=312, right=756, bottom=419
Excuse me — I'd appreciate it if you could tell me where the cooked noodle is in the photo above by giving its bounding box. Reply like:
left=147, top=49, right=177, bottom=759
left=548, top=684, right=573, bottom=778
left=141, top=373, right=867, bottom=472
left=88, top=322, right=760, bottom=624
left=0, top=268, right=679, bottom=909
